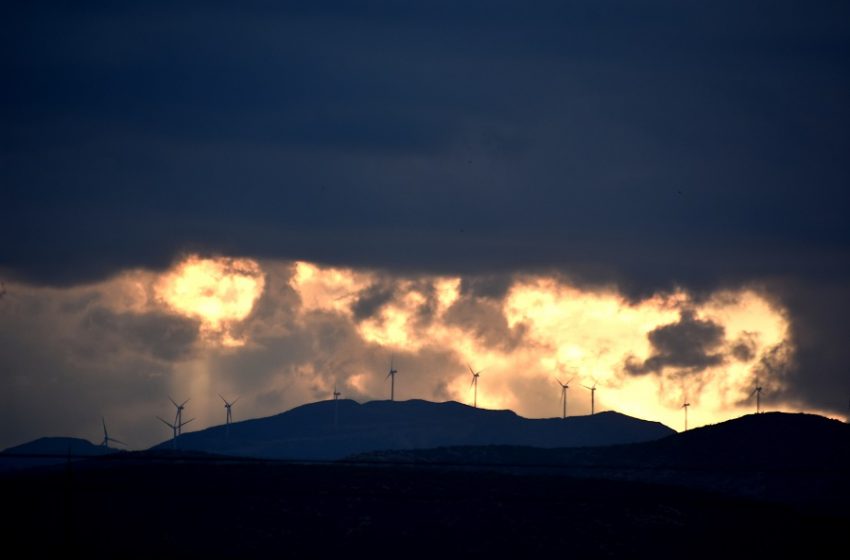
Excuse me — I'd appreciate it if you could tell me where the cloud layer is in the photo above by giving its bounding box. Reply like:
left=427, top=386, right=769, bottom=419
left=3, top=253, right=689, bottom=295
left=2, top=3, right=850, bottom=445
left=2, top=256, right=833, bottom=450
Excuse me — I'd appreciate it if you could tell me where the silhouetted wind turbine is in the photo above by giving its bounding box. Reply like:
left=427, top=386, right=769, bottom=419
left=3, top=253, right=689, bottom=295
left=681, top=400, right=690, bottom=431
left=219, top=394, right=239, bottom=425
left=157, top=416, right=177, bottom=441
left=468, top=364, right=484, bottom=408
left=333, top=384, right=342, bottom=428
left=751, top=379, right=763, bottom=414
left=386, top=357, right=399, bottom=401
left=556, top=377, right=574, bottom=419
left=581, top=381, right=597, bottom=415
left=100, top=417, right=125, bottom=448
left=169, top=397, right=190, bottom=435
left=157, top=416, right=195, bottom=449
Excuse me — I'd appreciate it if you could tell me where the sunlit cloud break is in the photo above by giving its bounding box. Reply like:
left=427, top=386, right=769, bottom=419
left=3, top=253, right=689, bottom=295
left=0, top=254, right=817, bottom=448
left=155, top=256, right=265, bottom=347
left=287, top=261, right=795, bottom=429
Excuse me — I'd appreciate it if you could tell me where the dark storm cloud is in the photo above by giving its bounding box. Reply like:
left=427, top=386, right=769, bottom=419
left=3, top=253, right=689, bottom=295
left=459, top=276, right=514, bottom=301
left=80, top=307, right=200, bottom=362
left=757, top=278, right=850, bottom=411
left=0, top=288, right=177, bottom=448
left=626, top=310, right=725, bottom=375
left=730, top=332, right=758, bottom=362
left=3, top=1, right=849, bottom=290
left=2, top=1, right=850, bottom=417
left=443, top=294, right=527, bottom=351
left=351, top=282, right=398, bottom=321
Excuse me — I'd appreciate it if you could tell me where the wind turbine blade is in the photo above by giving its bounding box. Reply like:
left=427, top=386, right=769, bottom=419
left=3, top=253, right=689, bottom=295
left=180, top=399, right=190, bottom=407
left=218, top=393, right=228, bottom=405
left=181, top=418, right=195, bottom=427
left=750, top=388, right=758, bottom=397
left=566, top=377, right=575, bottom=385
left=231, top=396, right=240, bottom=405
left=102, top=417, right=107, bottom=433
left=581, top=384, right=591, bottom=390
left=157, top=416, right=174, bottom=429
left=110, top=438, right=127, bottom=446
left=468, top=364, right=475, bottom=375
left=555, top=378, right=564, bottom=386
left=168, top=396, right=179, bottom=408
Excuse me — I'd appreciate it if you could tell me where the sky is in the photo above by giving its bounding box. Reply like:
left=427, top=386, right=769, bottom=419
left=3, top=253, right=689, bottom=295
left=1, top=2, right=849, bottom=449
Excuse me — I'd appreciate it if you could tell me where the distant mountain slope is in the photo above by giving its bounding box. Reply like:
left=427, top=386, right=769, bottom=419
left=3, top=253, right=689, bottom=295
left=352, top=412, right=850, bottom=508
left=357, top=412, right=850, bottom=468
left=151, top=399, right=674, bottom=460
left=1, top=437, right=118, bottom=471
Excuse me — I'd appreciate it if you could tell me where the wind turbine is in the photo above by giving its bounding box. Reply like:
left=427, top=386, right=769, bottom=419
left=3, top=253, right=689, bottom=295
left=157, top=416, right=178, bottom=441
left=751, top=379, right=763, bottom=414
left=556, top=377, right=574, bottom=419
left=386, top=357, right=398, bottom=401
left=169, top=397, right=190, bottom=435
left=333, top=384, right=342, bottom=429
left=219, top=394, right=239, bottom=425
left=468, top=364, right=483, bottom=408
left=581, top=381, right=598, bottom=415
left=157, top=416, right=195, bottom=448
left=681, top=400, right=690, bottom=431
left=100, top=417, right=126, bottom=448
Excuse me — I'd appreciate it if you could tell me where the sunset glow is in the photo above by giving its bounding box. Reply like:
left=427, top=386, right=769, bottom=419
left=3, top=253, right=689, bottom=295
left=283, top=261, right=796, bottom=429
left=11, top=255, right=801, bottom=439
left=155, top=256, right=265, bottom=346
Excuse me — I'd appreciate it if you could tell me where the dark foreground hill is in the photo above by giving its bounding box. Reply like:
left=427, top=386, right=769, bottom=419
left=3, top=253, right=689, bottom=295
left=353, top=412, right=850, bottom=509
left=1, top=459, right=845, bottom=559
left=152, top=399, right=674, bottom=459
left=0, top=437, right=118, bottom=471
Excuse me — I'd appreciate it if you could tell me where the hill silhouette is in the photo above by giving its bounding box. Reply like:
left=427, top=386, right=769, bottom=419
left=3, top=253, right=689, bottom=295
left=151, top=399, right=674, bottom=460
left=353, top=412, right=850, bottom=509
left=0, top=437, right=118, bottom=471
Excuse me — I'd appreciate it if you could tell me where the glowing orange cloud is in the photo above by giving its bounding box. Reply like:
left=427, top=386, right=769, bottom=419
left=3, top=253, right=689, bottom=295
left=155, top=255, right=265, bottom=346
left=287, top=262, right=799, bottom=429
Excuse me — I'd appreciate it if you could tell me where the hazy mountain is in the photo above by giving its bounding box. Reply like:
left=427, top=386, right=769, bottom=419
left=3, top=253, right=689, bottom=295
left=151, top=399, right=674, bottom=460
left=0, top=436, right=118, bottom=471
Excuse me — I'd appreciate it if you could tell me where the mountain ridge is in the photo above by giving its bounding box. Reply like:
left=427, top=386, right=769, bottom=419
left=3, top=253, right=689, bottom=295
left=150, top=398, right=675, bottom=460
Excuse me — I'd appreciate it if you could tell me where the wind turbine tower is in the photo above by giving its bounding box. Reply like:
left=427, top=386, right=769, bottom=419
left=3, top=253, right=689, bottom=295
left=219, top=394, right=239, bottom=426
left=333, top=385, right=342, bottom=428
left=100, top=417, right=126, bottom=448
left=157, top=416, right=195, bottom=449
left=556, top=377, right=574, bottom=419
left=751, top=379, right=763, bottom=414
left=468, top=365, right=483, bottom=408
left=681, top=401, right=690, bottom=431
left=582, top=382, right=598, bottom=415
left=169, top=397, right=190, bottom=435
left=387, top=357, right=398, bottom=401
